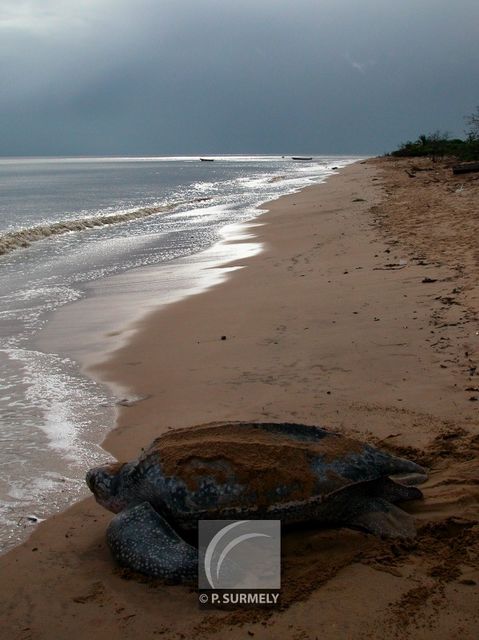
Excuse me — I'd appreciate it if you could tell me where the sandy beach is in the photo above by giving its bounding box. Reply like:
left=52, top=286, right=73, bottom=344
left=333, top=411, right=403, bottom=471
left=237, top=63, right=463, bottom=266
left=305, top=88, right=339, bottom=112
left=1, top=158, right=478, bottom=639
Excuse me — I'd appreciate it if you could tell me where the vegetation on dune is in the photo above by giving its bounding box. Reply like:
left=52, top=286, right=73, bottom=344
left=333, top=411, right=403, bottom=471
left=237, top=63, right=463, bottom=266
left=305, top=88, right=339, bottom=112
left=391, top=107, right=479, bottom=161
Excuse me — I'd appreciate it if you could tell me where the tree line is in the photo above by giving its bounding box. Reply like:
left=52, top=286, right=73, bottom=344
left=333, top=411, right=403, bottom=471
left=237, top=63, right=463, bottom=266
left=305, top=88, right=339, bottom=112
left=391, top=107, right=479, bottom=161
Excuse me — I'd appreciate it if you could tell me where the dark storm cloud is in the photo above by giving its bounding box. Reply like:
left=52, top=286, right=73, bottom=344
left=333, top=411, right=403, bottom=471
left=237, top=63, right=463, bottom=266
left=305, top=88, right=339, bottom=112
left=1, top=0, right=478, bottom=155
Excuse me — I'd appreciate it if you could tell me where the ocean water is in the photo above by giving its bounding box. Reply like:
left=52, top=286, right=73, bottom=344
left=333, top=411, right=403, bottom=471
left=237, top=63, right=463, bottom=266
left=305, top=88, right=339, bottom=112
left=0, top=154, right=357, bottom=551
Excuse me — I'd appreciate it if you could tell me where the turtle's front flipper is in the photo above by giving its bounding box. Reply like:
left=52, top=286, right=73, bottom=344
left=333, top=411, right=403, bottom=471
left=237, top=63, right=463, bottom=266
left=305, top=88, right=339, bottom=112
left=348, top=497, right=416, bottom=538
left=107, top=502, right=197, bottom=583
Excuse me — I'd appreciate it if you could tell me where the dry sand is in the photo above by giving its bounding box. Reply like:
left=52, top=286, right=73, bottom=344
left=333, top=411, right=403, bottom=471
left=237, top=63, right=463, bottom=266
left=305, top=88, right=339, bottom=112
left=1, top=158, right=478, bottom=639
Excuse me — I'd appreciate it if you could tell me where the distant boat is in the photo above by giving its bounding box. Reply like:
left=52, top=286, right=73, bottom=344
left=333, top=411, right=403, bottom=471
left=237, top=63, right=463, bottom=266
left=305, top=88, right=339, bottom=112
left=200, top=157, right=214, bottom=162
left=292, top=156, right=313, bottom=161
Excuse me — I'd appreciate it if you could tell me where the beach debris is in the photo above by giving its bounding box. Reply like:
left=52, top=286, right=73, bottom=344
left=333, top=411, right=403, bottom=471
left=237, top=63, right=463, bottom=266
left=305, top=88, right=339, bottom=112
left=452, top=162, right=479, bottom=175
left=18, top=514, right=45, bottom=526
left=86, top=422, right=427, bottom=582
left=374, top=261, right=407, bottom=271
left=27, top=515, right=40, bottom=523
left=116, top=395, right=151, bottom=407
left=220, top=335, right=227, bottom=340
left=435, top=296, right=458, bottom=306
left=409, top=165, right=433, bottom=172
left=422, top=277, right=437, bottom=283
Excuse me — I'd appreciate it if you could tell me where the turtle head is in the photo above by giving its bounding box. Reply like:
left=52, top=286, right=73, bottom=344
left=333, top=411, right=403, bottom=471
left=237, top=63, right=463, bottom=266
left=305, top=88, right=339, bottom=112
left=86, top=461, right=140, bottom=513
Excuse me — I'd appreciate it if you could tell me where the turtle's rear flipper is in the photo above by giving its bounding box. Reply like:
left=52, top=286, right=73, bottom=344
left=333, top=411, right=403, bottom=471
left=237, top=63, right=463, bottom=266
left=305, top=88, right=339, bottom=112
left=349, top=497, right=417, bottom=539
left=107, top=502, right=197, bottom=583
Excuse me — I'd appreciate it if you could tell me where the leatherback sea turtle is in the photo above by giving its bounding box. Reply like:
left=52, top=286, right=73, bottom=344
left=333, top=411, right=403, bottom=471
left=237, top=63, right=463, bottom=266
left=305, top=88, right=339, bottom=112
left=86, top=422, right=427, bottom=583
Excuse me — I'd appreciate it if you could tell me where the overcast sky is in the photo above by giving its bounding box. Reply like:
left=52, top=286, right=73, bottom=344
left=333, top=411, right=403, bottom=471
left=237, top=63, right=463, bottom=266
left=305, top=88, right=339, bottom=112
left=1, top=0, right=478, bottom=155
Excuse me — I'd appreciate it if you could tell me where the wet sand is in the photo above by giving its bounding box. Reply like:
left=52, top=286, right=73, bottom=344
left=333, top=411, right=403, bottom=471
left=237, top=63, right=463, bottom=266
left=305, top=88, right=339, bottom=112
left=1, top=158, right=478, bottom=639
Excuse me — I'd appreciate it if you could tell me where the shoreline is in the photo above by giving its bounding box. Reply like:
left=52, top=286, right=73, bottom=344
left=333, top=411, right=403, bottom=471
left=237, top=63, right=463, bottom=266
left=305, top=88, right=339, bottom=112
left=35, top=218, right=265, bottom=379
left=1, top=159, right=478, bottom=639
left=35, top=161, right=352, bottom=374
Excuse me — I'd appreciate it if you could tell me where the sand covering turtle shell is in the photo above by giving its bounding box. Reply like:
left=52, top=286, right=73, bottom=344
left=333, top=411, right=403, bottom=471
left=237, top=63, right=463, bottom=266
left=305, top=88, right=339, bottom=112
left=142, top=422, right=365, bottom=506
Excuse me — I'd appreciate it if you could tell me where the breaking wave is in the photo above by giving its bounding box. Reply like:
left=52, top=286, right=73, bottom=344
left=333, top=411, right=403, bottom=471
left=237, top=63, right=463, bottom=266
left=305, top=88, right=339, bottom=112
left=0, top=203, right=175, bottom=256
